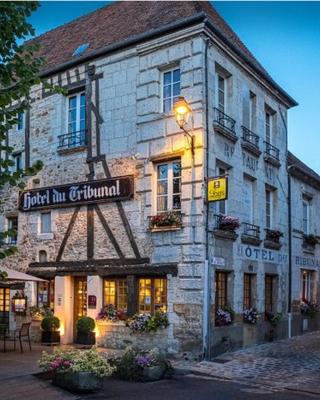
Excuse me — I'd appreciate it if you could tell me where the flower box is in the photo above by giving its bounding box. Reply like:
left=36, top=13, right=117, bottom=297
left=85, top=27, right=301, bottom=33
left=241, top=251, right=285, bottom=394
left=52, top=371, right=103, bottom=393
left=215, top=307, right=234, bottom=327
left=76, top=331, right=96, bottom=345
left=265, top=229, right=283, bottom=243
left=303, top=234, right=318, bottom=247
left=216, top=215, right=240, bottom=233
left=42, top=331, right=60, bottom=344
left=243, top=308, right=258, bottom=324
left=300, top=301, right=319, bottom=317
left=149, top=211, right=182, bottom=231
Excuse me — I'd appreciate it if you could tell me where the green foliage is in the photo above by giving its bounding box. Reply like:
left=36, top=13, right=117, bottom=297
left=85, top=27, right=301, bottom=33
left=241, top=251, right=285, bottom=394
left=41, top=315, right=60, bottom=332
left=0, top=2, right=64, bottom=260
left=76, top=316, right=95, bottom=333
left=126, top=311, right=169, bottom=333
left=0, top=270, right=8, bottom=281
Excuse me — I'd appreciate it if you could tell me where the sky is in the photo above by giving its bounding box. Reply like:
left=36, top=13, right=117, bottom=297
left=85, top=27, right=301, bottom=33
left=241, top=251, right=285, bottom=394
left=27, top=1, right=320, bottom=172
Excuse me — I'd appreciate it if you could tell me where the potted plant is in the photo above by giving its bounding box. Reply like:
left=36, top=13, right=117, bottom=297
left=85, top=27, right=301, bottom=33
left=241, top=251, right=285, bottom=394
left=215, top=306, right=234, bottom=326
left=76, top=316, right=96, bottom=345
left=243, top=308, right=258, bottom=324
left=218, top=215, right=240, bottom=232
left=41, top=314, right=60, bottom=344
left=149, top=211, right=182, bottom=230
left=39, top=347, right=114, bottom=392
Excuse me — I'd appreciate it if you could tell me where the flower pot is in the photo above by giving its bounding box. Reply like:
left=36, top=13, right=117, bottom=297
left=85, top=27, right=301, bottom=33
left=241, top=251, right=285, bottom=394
left=52, top=371, right=102, bottom=393
left=142, top=365, right=165, bottom=381
left=76, top=331, right=96, bottom=345
left=41, top=331, right=60, bottom=344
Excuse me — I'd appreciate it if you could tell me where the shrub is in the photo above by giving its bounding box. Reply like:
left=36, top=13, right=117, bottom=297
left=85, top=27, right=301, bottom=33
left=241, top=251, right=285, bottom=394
left=76, top=316, right=95, bottom=333
left=265, top=311, right=282, bottom=326
left=41, top=315, right=60, bottom=332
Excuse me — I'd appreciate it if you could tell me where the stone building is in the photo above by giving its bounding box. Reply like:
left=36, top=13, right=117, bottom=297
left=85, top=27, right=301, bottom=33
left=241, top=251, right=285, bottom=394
left=0, top=1, right=314, bottom=357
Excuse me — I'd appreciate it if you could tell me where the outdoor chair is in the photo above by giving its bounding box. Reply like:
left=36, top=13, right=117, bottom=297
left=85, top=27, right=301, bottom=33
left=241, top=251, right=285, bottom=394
left=7, top=322, right=32, bottom=353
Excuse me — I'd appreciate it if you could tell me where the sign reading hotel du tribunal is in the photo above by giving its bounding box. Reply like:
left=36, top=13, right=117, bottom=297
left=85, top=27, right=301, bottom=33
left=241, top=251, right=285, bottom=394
left=19, top=175, right=134, bottom=212
left=207, top=176, right=228, bottom=202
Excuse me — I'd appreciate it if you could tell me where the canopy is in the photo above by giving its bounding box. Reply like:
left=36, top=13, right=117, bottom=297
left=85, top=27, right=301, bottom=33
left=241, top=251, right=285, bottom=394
left=0, top=267, right=46, bottom=282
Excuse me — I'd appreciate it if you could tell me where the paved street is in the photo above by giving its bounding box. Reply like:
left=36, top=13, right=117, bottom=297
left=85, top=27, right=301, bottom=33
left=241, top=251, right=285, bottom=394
left=1, top=334, right=320, bottom=399
left=192, top=331, right=320, bottom=395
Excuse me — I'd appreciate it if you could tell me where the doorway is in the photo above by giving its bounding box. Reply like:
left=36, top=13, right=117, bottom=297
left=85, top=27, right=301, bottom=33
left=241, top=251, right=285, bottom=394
left=0, top=288, right=10, bottom=328
left=73, top=277, right=87, bottom=340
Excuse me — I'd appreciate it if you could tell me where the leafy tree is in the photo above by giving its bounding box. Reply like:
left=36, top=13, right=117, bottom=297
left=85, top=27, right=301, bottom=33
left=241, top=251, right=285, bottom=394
left=0, top=2, right=61, bottom=258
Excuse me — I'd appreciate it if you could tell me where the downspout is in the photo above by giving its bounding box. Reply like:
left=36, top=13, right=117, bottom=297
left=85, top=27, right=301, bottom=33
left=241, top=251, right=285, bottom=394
left=203, top=35, right=211, bottom=360
left=287, top=164, right=294, bottom=338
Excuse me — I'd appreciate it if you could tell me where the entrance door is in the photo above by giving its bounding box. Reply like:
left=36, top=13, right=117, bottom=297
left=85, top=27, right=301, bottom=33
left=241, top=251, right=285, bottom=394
left=0, top=288, right=10, bottom=328
left=73, top=277, right=87, bottom=340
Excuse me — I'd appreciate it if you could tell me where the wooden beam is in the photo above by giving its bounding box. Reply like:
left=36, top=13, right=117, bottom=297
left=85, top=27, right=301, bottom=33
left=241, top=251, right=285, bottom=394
left=87, top=204, right=94, bottom=259
left=56, top=206, right=80, bottom=261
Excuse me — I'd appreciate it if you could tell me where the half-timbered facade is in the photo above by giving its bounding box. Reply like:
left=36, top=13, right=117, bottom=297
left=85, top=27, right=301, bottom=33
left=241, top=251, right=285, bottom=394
left=0, top=1, right=307, bottom=356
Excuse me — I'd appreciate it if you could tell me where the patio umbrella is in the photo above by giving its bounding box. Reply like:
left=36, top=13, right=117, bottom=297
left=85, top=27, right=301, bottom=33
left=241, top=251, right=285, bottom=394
left=0, top=266, right=46, bottom=282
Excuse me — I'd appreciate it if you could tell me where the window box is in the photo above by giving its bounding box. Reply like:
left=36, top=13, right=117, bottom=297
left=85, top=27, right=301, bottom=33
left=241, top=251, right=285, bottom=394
left=149, top=211, right=182, bottom=232
left=264, top=229, right=283, bottom=250
left=213, top=214, right=239, bottom=241
left=215, top=306, right=234, bottom=327
left=213, top=107, right=237, bottom=143
left=303, top=233, right=318, bottom=248
left=300, top=301, right=319, bottom=318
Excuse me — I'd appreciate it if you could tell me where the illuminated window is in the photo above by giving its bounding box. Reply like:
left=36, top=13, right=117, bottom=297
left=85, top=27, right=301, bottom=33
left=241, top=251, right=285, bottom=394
left=138, top=278, right=167, bottom=313
left=156, top=160, right=181, bottom=213
left=215, top=271, right=228, bottom=310
left=103, top=279, right=128, bottom=311
left=37, top=279, right=55, bottom=310
left=162, top=68, right=180, bottom=113
left=0, top=288, right=10, bottom=326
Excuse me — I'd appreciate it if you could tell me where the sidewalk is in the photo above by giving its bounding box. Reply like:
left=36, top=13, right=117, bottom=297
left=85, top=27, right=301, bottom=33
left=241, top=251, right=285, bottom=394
left=191, top=331, right=320, bottom=395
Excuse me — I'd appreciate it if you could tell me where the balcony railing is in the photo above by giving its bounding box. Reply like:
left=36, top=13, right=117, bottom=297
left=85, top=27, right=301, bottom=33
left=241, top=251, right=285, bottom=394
left=241, top=126, right=259, bottom=148
left=58, top=130, right=87, bottom=150
left=213, top=107, right=236, bottom=134
left=264, top=141, right=280, bottom=160
left=242, top=222, right=260, bottom=239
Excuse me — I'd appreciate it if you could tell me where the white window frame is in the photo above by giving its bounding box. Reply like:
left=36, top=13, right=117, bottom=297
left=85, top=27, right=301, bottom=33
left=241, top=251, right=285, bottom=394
left=67, top=92, right=85, bottom=134
left=161, top=68, right=181, bottom=114
left=265, top=189, right=273, bottom=229
left=301, top=270, right=314, bottom=302
left=302, top=199, right=311, bottom=234
left=40, top=212, right=52, bottom=234
left=216, top=74, right=226, bottom=113
left=153, top=160, right=181, bottom=214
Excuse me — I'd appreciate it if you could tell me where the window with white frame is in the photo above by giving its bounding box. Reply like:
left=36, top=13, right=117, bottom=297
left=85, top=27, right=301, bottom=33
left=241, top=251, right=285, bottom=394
left=217, top=75, right=226, bottom=113
left=265, top=189, right=273, bottom=229
left=301, top=270, right=314, bottom=302
left=67, top=92, right=86, bottom=147
left=40, top=212, right=51, bottom=234
left=17, top=112, right=24, bottom=130
left=162, top=68, right=180, bottom=113
left=265, top=111, right=272, bottom=144
left=155, top=160, right=181, bottom=213
left=302, top=198, right=311, bottom=234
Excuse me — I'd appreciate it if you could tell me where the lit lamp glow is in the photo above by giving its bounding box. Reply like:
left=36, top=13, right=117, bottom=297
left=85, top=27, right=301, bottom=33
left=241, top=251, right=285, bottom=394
left=173, top=96, right=194, bottom=155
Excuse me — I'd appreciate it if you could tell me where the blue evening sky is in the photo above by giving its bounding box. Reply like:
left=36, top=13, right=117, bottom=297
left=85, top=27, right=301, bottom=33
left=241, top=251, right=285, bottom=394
left=28, top=1, right=320, bottom=172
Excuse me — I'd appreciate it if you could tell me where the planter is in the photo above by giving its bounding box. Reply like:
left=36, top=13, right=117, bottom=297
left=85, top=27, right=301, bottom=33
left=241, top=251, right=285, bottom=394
left=76, top=331, right=96, bottom=345
left=52, top=371, right=102, bottom=393
left=41, top=331, right=60, bottom=344
left=142, top=365, right=165, bottom=381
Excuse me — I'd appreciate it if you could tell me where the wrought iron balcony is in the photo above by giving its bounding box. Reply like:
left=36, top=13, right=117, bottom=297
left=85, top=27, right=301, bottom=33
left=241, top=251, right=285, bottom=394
left=241, top=126, right=259, bottom=148
left=264, top=141, right=280, bottom=161
left=58, top=130, right=87, bottom=151
left=242, top=222, right=260, bottom=239
left=213, top=107, right=236, bottom=141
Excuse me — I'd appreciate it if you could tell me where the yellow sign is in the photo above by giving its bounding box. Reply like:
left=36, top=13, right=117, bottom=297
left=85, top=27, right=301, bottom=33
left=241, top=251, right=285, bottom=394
left=207, top=176, right=228, bottom=202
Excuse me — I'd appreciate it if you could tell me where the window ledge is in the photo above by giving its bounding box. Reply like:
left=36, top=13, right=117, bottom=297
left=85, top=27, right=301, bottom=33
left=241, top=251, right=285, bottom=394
left=37, top=233, right=54, bottom=240
left=58, top=145, right=87, bottom=156
left=264, top=240, right=282, bottom=250
left=241, top=234, right=262, bottom=246
left=263, top=154, right=281, bottom=168
left=213, top=229, right=238, bottom=241
left=213, top=122, right=238, bottom=143
left=241, top=141, right=261, bottom=157
left=149, top=225, right=182, bottom=233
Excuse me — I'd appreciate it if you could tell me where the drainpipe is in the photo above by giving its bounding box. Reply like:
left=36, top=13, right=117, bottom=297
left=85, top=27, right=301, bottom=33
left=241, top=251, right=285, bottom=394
left=203, top=35, right=211, bottom=360
left=287, top=164, right=294, bottom=338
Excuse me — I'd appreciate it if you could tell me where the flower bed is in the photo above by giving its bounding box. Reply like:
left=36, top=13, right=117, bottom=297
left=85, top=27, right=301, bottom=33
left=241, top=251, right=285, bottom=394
left=149, top=211, right=182, bottom=229
left=243, top=308, right=258, bottom=324
left=215, top=307, right=234, bottom=326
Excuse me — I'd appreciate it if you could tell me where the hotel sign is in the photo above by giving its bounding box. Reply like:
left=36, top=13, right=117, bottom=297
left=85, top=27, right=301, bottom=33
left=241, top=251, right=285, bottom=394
left=207, top=176, right=228, bottom=202
left=19, top=175, right=134, bottom=212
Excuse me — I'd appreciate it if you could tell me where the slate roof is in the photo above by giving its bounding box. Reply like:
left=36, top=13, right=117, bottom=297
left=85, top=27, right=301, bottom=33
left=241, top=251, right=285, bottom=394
left=288, top=151, right=320, bottom=189
left=30, top=1, right=296, bottom=106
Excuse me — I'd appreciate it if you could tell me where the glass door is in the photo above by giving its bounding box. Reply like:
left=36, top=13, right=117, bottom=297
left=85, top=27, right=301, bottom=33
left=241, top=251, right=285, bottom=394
left=73, top=277, right=87, bottom=340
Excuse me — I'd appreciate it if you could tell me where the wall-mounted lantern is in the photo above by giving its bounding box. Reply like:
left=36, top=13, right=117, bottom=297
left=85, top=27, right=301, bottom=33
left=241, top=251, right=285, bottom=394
left=12, top=291, right=27, bottom=315
left=173, top=96, right=194, bottom=155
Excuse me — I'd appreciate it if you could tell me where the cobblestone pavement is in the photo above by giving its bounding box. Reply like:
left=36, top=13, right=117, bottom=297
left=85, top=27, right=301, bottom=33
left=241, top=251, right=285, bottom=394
left=192, top=331, right=320, bottom=395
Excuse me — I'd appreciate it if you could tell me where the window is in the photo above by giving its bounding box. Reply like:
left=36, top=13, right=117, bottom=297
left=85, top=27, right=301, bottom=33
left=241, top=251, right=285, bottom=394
left=13, top=153, right=22, bottom=172
left=39, top=250, right=48, bottom=263
left=37, top=279, right=55, bottom=310
left=40, top=212, right=51, bottom=234
left=243, top=274, right=253, bottom=309
left=243, top=177, right=254, bottom=224
left=265, top=189, right=273, bottom=229
left=265, top=112, right=272, bottom=143
left=217, top=167, right=227, bottom=215
left=265, top=275, right=276, bottom=313
left=138, top=278, right=167, bottom=313
left=162, top=68, right=180, bottom=113
left=217, top=75, right=226, bottom=113
left=215, top=271, right=228, bottom=310
left=104, top=279, right=128, bottom=311
left=67, top=92, right=86, bottom=147
left=302, top=199, right=311, bottom=234
left=17, top=112, right=24, bottom=130
left=249, top=92, right=256, bottom=131
left=156, top=160, right=181, bottom=213
left=7, top=217, right=18, bottom=244
left=301, top=270, right=314, bottom=302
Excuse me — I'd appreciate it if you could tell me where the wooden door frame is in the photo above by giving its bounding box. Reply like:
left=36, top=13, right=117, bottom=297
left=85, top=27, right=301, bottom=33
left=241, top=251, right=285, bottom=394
left=73, top=277, right=88, bottom=341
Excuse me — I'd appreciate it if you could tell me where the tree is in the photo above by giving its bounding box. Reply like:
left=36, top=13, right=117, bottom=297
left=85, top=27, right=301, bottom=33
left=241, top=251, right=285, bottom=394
left=0, top=2, right=61, bottom=258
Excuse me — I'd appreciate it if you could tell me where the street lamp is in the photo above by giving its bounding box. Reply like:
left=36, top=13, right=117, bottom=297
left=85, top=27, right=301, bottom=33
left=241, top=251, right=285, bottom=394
left=173, top=96, right=194, bottom=155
